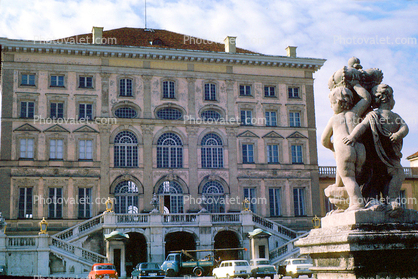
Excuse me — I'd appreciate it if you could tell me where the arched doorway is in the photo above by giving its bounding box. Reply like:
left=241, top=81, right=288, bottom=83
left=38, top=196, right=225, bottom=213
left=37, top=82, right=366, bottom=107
left=125, top=232, right=147, bottom=277
left=214, top=231, right=241, bottom=260
left=165, top=232, right=196, bottom=258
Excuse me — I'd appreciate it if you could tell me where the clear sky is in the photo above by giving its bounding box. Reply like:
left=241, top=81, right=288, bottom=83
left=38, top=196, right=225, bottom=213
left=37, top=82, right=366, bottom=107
left=1, top=0, right=417, bottom=167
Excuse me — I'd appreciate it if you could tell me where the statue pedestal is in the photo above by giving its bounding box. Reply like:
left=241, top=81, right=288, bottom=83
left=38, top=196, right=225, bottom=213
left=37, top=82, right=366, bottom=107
left=295, top=210, right=418, bottom=279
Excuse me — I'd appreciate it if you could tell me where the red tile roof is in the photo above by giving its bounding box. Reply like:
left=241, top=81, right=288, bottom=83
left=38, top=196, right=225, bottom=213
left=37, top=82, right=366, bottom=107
left=407, top=151, right=418, bottom=160
left=59, top=27, right=256, bottom=54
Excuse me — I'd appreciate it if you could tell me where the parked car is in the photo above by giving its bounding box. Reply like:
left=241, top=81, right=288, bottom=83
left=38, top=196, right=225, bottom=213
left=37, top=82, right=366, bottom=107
left=282, top=258, right=313, bottom=278
left=212, top=260, right=251, bottom=279
left=249, top=259, right=276, bottom=278
left=131, top=262, right=165, bottom=279
left=88, top=263, right=118, bottom=279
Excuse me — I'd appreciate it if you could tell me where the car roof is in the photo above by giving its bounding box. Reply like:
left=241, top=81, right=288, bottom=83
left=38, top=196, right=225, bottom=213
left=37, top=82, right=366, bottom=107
left=93, top=263, right=113, bottom=266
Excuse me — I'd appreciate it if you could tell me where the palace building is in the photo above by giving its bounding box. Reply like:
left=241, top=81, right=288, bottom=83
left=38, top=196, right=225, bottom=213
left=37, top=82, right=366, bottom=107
left=0, top=27, right=325, bottom=277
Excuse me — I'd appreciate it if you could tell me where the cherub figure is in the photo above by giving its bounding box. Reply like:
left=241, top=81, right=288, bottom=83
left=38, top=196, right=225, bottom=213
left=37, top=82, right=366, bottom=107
left=343, top=84, right=409, bottom=216
left=321, top=87, right=367, bottom=211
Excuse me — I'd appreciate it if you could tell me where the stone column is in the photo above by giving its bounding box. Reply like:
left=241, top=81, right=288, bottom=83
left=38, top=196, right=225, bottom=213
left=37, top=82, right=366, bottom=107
left=187, top=77, right=196, bottom=117
left=142, top=75, right=153, bottom=119
left=99, top=124, right=112, bottom=212
left=37, top=234, right=50, bottom=276
left=149, top=212, right=164, bottom=263
left=186, top=126, right=199, bottom=210
left=100, top=73, right=111, bottom=117
left=225, top=80, right=236, bottom=119
left=226, top=128, right=239, bottom=210
left=141, top=125, right=154, bottom=210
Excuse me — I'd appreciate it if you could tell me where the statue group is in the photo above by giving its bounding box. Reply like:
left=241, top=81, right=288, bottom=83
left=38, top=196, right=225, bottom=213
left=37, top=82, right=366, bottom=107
left=321, top=57, right=409, bottom=217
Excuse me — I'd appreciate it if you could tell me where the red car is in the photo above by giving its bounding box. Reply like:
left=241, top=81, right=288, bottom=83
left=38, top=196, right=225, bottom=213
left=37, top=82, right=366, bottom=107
left=88, top=263, right=118, bottom=279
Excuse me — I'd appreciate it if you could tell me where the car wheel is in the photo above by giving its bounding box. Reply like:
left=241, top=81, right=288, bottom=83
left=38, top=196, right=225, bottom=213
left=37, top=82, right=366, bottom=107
left=194, top=268, right=204, bottom=277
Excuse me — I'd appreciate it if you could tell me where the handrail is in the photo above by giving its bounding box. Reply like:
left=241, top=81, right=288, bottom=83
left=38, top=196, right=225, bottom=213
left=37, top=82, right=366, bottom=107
left=54, top=213, right=104, bottom=240
left=51, top=236, right=107, bottom=263
left=163, top=214, right=197, bottom=223
left=251, top=212, right=298, bottom=239
left=269, top=231, right=309, bottom=262
left=116, top=213, right=149, bottom=223
left=7, top=236, right=38, bottom=247
left=211, top=213, right=241, bottom=223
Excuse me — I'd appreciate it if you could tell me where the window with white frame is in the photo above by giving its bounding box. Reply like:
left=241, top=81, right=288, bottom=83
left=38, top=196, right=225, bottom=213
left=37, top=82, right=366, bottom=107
left=201, top=133, right=223, bottom=168
left=20, top=138, right=34, bottom=159
left=79, top=103, right=93, bottom=120
left=240, top=85, right=252, bottom=96
left=20, top=101, right=35, bottom=118
left=156, top=108, right=183, bottom=120
left=18, top=188, right=33, bottom=219
left=242, top=144, right=254, bottom=163
left=79, top=140, right=93, bottom=160
left=202, top=181, right=225, bottom=213
left=267, top=144, right=279, bottom=163
left=114, top=181, right=139, bottom=214
left=163, top=81, right=175, bottom=99
left=241, top=110, right=253, bottom=126
left=78, top=188, right=92, bottom=218
left=289, top=112, right=301, bottom=127
left=50, top=102, right=64, bottom=119
left=288, top=87, right=300, bottom=98
left=244, top=188, right=256, bottom=213
left=265, top=111, right=277, bottom=127
left=291, top=145, right=303, bottom=164
left=157, top=133, right=183, bottom=168
left=293, top=188, right=305, bottom=216
left=48, top=188, right=63, bottom=219
left=264, top=86, right=276, bottom=97
left=204, top=83, right=216, bottom=101
left=50, top=139, right=64, bottom=160
left=115, top=107, right=137, bottom=118
left=79, top=76, right=93, bottom=88
left=269, top=188, right=281, bottom=216
left=50, top=75, right=65, bottom=87
left=157, top=180, right=184, bottom=213
left=114, top=131, right=138, bottom=167
left=119, top=78, right=133, bottom=97
left=21, top=74, right=35, bottom=86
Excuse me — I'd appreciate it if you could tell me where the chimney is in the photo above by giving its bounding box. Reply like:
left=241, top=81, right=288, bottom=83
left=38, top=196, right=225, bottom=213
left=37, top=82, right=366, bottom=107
left=224, top=36, right=237, bottom=53
left=92, top=26, right=104, bottom=44
left=285, top=46, right=297, bottom=57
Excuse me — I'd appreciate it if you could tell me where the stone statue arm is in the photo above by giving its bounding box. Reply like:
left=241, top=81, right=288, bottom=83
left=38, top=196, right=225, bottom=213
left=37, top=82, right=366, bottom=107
left=351, top=84, right=371, bottom=117
left=343, top=117, right=370, bottom=145
left=388, top=115, right=409, bottom=143
left=321, top=117, right=334, bottom=152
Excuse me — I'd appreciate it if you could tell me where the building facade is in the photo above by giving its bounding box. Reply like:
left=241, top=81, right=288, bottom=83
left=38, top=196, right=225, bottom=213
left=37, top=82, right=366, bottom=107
left=0, top=27, right=325, bottom=276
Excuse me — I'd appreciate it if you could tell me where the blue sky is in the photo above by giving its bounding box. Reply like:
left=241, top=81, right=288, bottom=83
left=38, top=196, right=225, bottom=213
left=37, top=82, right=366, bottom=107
left=1, top=0, right=417, bottom=166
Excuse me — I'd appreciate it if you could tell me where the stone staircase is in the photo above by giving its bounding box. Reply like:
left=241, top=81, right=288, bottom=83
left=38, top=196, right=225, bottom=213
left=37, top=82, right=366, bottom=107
left=268, top=232, right=309, bottom=265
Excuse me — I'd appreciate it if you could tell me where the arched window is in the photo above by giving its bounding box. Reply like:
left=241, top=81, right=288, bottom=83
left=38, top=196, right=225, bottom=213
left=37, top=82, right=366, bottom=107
left=114, top=131, right=138, bottom=167
left=156, top=108, right=183, bottom=120
left=201, top=133, right=223, bottom=168
left=202, top=181, right=225, bottom=213
left=115, top=107, right=137, bottom=118
left=201, top=110, right=221, bottom=121
left=157, top=181, right=183, bottom=213
left=157, top=133, right=183, bottom=168
left=114, top=181, right=138, bottom=213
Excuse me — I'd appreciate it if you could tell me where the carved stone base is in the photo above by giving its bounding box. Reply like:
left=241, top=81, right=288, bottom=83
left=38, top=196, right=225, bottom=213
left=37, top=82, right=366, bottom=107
left=295, top=211, right=418, bottom=278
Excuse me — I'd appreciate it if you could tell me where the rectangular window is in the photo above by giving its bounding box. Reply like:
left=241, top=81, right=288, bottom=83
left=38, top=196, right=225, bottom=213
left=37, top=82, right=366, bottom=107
left=79, top=103, right=93, bottom=120
left=18, top=188, right=33, bottom=219
left=244, top=188, right=256, bottom=213
left=288, top=87, right=299, bottom=98
left=20, top=138, right=34, bottom=159
left=267, top=144, right=279, bottom=163
left=241, top=110, right=253, bottom=126
left=50, top=139, right=64, bottom=160
left=79, top=140, right=93, bottom=160
left=269, top=188, right=281, bottom=216
left=78, top=188, right=92, bottom=218
left=289, top=112, right=301, bottom=127
left=242, top=144, right=254, bottom=163
left=163, top=81, right=175, bottom=99
left=293, top=188, right=305, bottom=216
left=20, top=101, right=35, bottom=118
left=79, top=76, right=93, bottom=88
left=50, top=102, right=64, bottom=119
left=291, top=145, right=303, bottom=164
left=119, top=78, right=133, bottom=97
left=48, top=188, right=63, bottom=219
left=204, top=83, right=216, bottom=101
left=264, top=86, right=275, bottom=97
left=240, top=85, right=252, bottom=96
left=21, top=74, right=35, bottom=86
left=265, top=111, right=277, bottom=127
left=50, top=75, right=65, bottom=87
left=399, top=190, right=407, bottom=209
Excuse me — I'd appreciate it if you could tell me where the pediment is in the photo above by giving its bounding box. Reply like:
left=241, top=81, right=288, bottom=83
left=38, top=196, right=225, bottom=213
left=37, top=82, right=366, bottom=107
left=13, top=123, right=40, bottom=132
left=73, top=125, right=99, bottom=133
left=237, top=130, right=259, bottom=138
left=262, top=131, right=284, bottom=139
left=43, top=124, right=70, bottom=133
left=287, top=131, right=308, bottom=139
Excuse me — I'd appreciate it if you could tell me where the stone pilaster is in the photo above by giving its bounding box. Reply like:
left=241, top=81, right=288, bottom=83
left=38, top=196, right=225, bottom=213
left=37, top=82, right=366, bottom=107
left=142, top=75, right=153, bottom=118
left=187, top=77, right=196, bottom=117
left=100, top=73, right=111, bottom=117
left=226, top=80, right=235, bottom=119
left=226, top=128, right=239, bottom=210
left=186, top=126, right=199, bottom=210
left=141, top=125, right=155, bottom=209
left=98, top=124, right=112, bottom=212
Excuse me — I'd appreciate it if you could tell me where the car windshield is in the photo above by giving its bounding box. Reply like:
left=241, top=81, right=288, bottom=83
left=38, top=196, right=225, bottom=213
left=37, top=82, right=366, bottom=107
left=141, top=263, right=160, bottom=269
left=235, top=261, right=249, bottom=266
left=292, top=259, right=310, bottom=264
left=94, top=265, right=116, bottom=271
left=257, top=260, right=270, bottom=265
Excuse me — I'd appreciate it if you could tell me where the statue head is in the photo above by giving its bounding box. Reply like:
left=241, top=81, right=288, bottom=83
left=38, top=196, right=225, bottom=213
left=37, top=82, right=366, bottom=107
left=348, top=56, right=363, bottom=69
left=372, top=84, right=395, bottom=109
left=329, top=87, right=354, bottom=113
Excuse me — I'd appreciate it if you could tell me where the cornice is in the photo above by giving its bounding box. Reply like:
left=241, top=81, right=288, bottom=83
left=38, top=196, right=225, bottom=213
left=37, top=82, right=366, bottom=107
left=0, top=38, right=326, bottom=72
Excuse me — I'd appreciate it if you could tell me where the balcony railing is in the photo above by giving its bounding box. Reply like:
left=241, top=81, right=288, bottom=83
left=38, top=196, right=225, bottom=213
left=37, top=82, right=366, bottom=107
left=319, top=166, right=417, bottom=178
left=211, top=213, right=241, bottom=223
left=116, top=214, right=149, bottom=224
left=163, top=214, right=197, bottom=223
left=7, top=236, right=37, bottom=247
